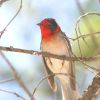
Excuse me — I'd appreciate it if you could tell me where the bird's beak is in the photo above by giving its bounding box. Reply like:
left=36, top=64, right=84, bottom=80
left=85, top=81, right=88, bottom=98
left=37, top=23, right=41, bottom=26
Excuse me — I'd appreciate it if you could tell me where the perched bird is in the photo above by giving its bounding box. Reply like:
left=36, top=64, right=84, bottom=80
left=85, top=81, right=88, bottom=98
left=38, top=18, right=80, bottom=100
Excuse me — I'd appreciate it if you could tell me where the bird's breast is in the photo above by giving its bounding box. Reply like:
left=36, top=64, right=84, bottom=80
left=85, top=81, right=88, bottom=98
left=41, top=32, right=70, bottom=73
left=41, top=33, right=69, bottom=55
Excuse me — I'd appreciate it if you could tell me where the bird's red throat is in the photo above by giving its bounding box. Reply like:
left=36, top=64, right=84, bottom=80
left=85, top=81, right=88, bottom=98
left=40, top=26, right=61, bottom=41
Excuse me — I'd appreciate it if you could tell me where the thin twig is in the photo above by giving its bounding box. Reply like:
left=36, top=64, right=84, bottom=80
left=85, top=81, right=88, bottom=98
left=33, top=73, right=78, bottom=95
left=76, top=0, right=91, bottom=49
left=75, top=25, right=83, bottom=57
left=33, top=73, right=56, bottom=95
left=66, top=31, right=100, bottom=41
left=0, top=78, right=14, bottom=84
left=0, top=0, right=22, bottom=38
left=75, top=12, right=100, bottom=50
left=0, top=89, right=26, bottom=100
left=74, top=12, right=100, bottom=61
left=75, top=0, right=98, bottom=48
left=0, top=52, right=34, bottom=100
left=73, top=54, right=100, bottom=77
left=77, top=23, right=90, bottom=49
left=71, top=31, right=100, bottom=41
left=75, top=12, right=100, bottom=36
left=75, top=12, right=100, bottom=58
left=76, top=12, right=100, bottom=22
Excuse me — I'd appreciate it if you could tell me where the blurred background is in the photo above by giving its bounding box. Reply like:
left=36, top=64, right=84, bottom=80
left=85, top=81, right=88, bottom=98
left=0, top=0, right=100, bottom=100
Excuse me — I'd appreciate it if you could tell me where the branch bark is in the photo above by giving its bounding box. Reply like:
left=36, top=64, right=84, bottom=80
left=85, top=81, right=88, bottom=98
left=0, top=46, right=100, bottom=61
left=79, top=73, right=100, bottom=100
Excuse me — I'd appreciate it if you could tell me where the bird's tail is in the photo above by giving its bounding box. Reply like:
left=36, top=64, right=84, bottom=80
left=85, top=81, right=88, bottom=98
left=60, top=78, right=81, bottom=100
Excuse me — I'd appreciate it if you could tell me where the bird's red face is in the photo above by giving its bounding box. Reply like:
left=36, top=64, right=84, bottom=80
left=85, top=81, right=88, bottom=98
left=37, top=18, right=61, bottom=40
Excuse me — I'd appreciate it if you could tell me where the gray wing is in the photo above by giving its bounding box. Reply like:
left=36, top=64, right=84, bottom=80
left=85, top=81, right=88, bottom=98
left=42, top=57, right=57, bottom=92
left=62, top=32, right=76, bottom=90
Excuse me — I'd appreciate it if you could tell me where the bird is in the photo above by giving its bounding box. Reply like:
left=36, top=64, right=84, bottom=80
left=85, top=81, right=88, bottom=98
left=37, top=18, right=80, bottom=100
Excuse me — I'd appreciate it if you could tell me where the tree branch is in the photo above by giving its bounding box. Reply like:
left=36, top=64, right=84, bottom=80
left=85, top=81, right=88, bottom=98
left=79, top=72, right=100, bottom=100
left=0, top=46, right=100, bottom=61
left=0, top=52, right=35, bottom=100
